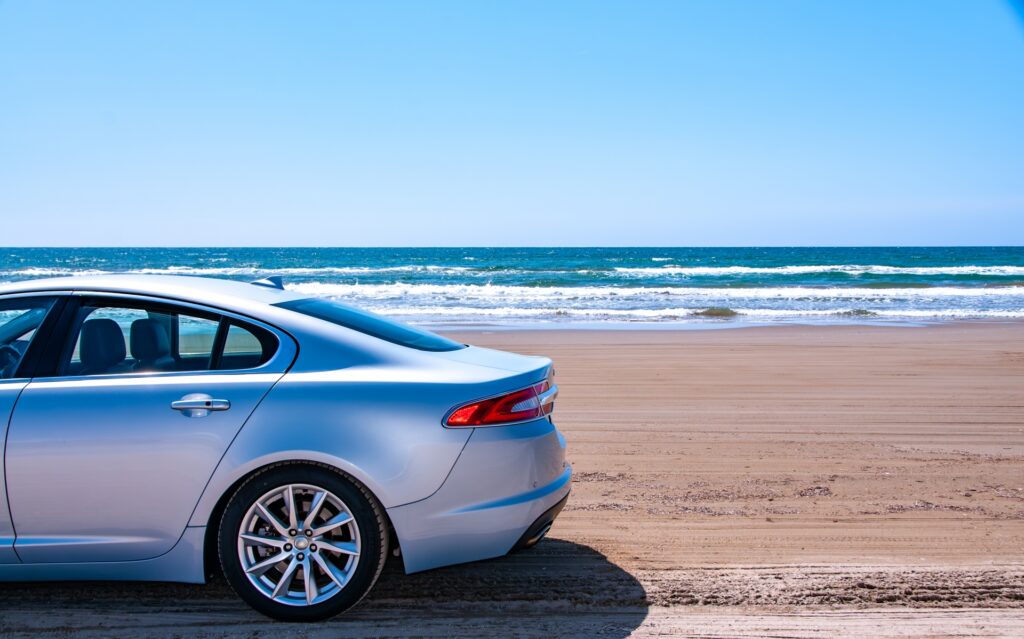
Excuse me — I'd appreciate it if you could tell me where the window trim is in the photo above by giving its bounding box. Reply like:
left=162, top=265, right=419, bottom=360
left=29, top=292, right=296, bottom=381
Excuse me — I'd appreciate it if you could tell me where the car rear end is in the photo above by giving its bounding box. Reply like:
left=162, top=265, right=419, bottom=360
left=386, top=350, right=571, bottom=574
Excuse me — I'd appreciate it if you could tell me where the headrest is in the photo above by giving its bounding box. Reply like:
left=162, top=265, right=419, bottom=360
left=130, top=318, right=171, bottom=363
left=80, top=318, right=126, bottom=371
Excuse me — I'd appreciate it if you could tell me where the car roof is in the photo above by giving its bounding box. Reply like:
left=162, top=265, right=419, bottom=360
left=0, top=274, right=308, bottom=315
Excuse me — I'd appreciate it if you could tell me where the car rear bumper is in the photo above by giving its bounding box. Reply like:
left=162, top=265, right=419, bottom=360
left=512, top=490, right=569, bottom=551
left=386, top=418, right=571, bottom=573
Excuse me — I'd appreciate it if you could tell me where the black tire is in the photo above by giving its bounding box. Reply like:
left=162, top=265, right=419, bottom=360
left=218, top=463, right=388, bottom=622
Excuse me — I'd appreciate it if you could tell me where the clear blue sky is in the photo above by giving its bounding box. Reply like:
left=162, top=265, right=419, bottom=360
left=2, top=1, right=1023, bottom=247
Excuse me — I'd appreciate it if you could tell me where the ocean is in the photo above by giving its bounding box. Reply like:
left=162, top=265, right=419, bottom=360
left=2, top=247, right=1023, bottom=327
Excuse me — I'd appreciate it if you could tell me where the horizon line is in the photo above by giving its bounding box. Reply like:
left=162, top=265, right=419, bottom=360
left=2, top=245, right=1023, bottom=250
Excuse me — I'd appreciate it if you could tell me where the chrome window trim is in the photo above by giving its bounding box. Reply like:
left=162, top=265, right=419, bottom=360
left=0, top=290, right=74, bottom=300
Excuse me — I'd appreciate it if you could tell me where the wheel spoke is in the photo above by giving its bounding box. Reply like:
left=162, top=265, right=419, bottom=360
left=256, top=502, right=289, bottom=537
left=284, top=485, right=298, bottom=530
left=316, top=539, right=359, bottom=556
left=272, top=559, right=300, bottom=599
left=303, top=560, right=319, bottom=604
left=312, top=552, right=348, bottom=589
left=311, top=512, right=352, bottom=537
left=304, top=490, right=327, bottom=528
left=245, top=551, right=288, bottom=576
left=239, top=482, right=362, bottom=607
left=240, top=533, right=287, bottom=549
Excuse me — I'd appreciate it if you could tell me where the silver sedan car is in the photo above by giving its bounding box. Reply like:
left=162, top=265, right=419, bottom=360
left=0, top=275, right=569, bottom=621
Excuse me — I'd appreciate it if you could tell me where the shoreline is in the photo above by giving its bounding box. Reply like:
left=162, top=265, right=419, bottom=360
left=433, top=317, right=1024, bottom=332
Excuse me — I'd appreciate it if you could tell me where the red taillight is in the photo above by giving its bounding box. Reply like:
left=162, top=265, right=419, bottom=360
left=445, top=379, right=557, bottom=427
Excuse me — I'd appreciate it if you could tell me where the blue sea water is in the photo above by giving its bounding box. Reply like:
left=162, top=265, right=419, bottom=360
left=2, top=247, right=1023, bottom=327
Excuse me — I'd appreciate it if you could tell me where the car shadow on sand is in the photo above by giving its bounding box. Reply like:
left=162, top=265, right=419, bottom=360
left=0, top=538, right=648, bottom=638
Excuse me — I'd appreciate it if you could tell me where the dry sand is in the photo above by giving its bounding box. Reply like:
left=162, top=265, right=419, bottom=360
left=2, top=322, right=1022, bottom=637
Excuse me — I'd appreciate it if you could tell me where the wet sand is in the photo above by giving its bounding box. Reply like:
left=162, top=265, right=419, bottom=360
left=2, top=323, right=1023, bottom=637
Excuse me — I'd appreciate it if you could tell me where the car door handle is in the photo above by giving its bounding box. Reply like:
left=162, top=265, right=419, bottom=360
left=171, top=394, right=230, bottom=418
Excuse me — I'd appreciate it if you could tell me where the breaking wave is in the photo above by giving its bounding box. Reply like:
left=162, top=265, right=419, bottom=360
left=613, top=265, right=1024, bottom=277
left=287, top=282, right=1024, bottom=300
left=3, top=247, right=1023, bottom=325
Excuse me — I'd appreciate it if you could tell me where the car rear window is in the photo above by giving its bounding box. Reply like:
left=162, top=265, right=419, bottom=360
left=276, top=298, right=466, bottom=352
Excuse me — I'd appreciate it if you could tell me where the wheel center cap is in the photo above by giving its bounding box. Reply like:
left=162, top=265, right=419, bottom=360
left=295, top=538, right=309, bottom=550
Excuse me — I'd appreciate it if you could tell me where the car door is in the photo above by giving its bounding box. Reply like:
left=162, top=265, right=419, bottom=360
left=5, top=293, right=296, bottom=563
left=0, top=294, right=61, bottom=564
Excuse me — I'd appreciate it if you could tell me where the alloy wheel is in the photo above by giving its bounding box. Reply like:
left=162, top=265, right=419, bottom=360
left=236, top=483, right=361, bottom=607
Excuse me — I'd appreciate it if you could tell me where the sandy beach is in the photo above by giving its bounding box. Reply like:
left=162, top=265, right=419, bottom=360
left=2, top=322, right=1022, bottom=637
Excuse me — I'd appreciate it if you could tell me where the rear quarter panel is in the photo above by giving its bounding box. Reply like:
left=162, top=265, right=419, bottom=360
left=189, top=359, right=550, bottom=526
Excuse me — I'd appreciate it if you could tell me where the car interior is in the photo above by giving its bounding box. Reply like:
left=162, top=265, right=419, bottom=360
left=0, top=305, right=52, bottom=379
left=61, top=303, right=276, bottom=376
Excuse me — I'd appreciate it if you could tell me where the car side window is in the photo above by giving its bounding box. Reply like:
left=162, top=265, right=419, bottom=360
left=56, top=299, right=278, bottom=377
left=214, top=322, right=277, bottom=371
left=65, top=307, right=150, bottom=373
left=178, top=314, right=220, bottom=363
left=0, top=297, right=57, bottom=379
left=61, top=302, right=219, bottom=376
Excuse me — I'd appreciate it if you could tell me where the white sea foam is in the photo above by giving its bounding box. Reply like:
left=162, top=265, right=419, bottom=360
left=134, top=264, right=473, bottom=275
left=0, top=265, right=474, bottom=277
left=5, top=263, right=1023, bottom=278
left=1, top=267, right=111, bottom=276
left=287, top=282, right=1024, bottom=300
left=373, top=306, right=1024, bottom=320
left=4, top=263, right=1023, bottom=324
left=613, top=265, right=1024, bottom=276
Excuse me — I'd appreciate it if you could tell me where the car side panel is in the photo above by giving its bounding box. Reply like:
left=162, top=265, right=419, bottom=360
left=7, top=372, right=284, bottom=563
left=190, top=360, right=552, bottom=528
left=0, top=526, right=206, bottom=583
left=0, top=380, right=27, bottom=564
left=189, top=375, right=472, bottom=525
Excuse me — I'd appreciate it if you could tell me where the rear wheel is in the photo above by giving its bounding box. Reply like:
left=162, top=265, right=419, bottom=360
left=218, top=464, right=388, bottom=621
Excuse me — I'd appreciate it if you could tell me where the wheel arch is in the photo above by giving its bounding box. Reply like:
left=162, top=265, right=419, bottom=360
left=200, top=458, right=398, bottom=580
